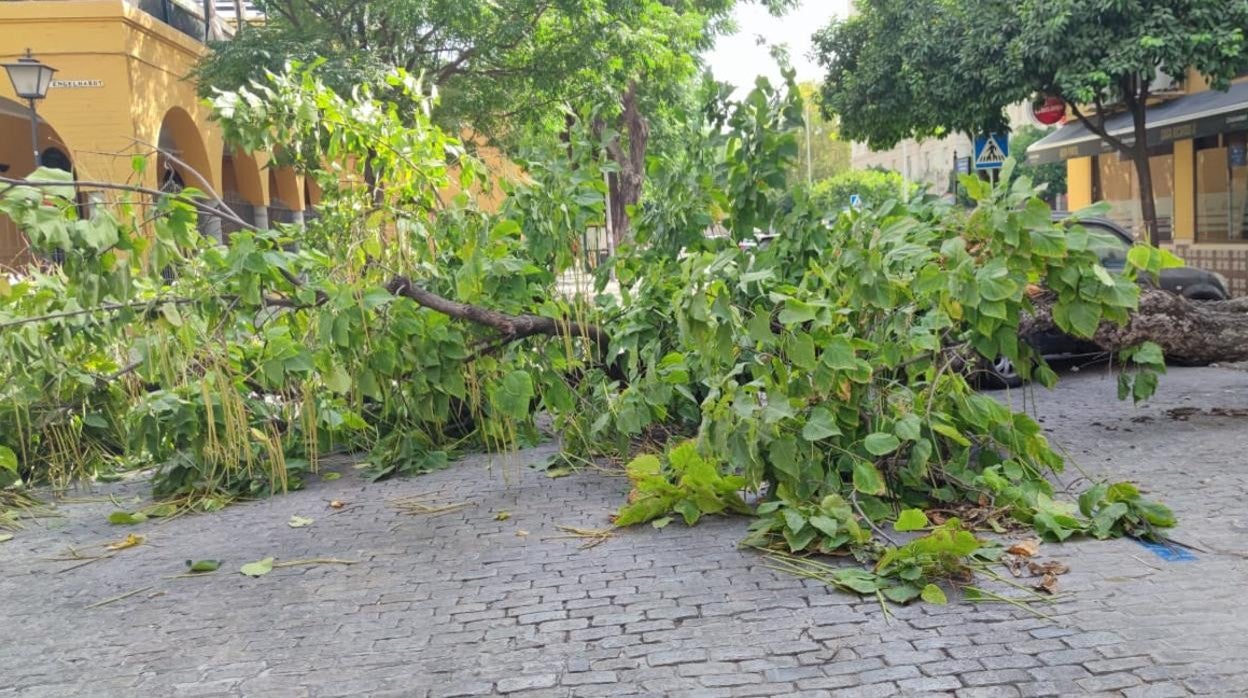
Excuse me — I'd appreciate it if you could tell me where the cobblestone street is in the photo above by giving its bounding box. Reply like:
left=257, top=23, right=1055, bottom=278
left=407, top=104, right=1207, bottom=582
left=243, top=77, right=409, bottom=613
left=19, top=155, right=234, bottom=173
left=3, top=367, right=1247, bottom=697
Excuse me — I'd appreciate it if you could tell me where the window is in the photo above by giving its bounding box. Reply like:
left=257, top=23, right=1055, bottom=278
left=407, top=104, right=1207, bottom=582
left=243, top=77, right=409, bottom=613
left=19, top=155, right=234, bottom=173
left=1196, top=131, right=1248, bottom=242
left=1093, top=145, right=1174, bottom=241
left=1081, top=223, right=1131, bottom=270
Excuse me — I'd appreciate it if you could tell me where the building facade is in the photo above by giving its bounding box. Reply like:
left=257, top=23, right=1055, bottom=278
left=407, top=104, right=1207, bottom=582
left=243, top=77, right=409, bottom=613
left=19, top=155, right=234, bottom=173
left=1031, top=71, right=1248, bottom=296
left=0, top=0, right=312, bottom=268
left=850, top=104, right=1033, bottom=193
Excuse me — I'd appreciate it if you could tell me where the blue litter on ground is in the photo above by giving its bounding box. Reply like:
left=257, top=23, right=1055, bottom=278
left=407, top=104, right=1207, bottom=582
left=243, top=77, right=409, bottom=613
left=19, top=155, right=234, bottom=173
left=1136, top=539, right=1198, bottom=562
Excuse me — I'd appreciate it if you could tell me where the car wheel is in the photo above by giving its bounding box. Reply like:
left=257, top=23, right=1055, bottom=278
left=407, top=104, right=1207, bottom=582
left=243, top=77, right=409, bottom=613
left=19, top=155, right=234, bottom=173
left=974, top=355, right=1024, bottom=390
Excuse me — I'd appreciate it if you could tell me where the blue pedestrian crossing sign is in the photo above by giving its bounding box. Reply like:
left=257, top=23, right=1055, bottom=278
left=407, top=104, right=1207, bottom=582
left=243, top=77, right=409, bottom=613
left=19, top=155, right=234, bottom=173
left=973, top=133, right=1009, bottom=170
left=849, top=193, right=862, bottom=209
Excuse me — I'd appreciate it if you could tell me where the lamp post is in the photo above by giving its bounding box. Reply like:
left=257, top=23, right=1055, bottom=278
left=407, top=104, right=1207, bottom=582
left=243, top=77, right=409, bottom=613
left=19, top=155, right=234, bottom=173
left=3, top=49, right=57, bottom=169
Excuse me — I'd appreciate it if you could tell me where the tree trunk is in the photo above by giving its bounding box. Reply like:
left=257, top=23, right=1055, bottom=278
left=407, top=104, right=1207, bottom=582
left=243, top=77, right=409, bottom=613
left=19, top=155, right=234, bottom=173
left=1126, top=76, right=1159, bottom=245
left=1023, top=289, right=1248, bottom=365
left=1129, top=115, right=1159, bottom=246
left=597, top=81, right=649, bottom=247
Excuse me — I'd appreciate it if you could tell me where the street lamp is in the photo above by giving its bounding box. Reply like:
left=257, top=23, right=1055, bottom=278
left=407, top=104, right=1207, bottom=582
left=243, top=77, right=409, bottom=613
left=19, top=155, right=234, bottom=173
left=3, top=49, right=57, bottom=169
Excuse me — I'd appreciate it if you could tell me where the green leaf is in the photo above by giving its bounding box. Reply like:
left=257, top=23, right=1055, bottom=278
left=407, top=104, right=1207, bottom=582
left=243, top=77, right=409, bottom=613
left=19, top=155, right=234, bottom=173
left=894, top=508, right=929, bottom=532
left=778, top=299, right=817, bottom=325
left=863, top=432, right=900, bottom=456
left=0, top=445, right=17, bottom=473
left=921, top=583, right=948, bottom=604
left=325, top=365, right=352, bottom=394
left=1132, top=371, right=1158, bottom=402
left=893, top=414, right=922, bottom=441
left=493, top=370, right=534, bottom=420
left=831, top=568, right=882, bottom=594
left=287, top=515, right=314, bottom=528
left=1065, top=300, right=1101, bottom=338
left=108, top=511, right=148, bottom=525
left=822, top=336, right=856, bottom=370
left=186, top=559, right=221, bottom=573
left=1129, top=341, right=1165, bottom=367
left=674, top=499, right=701, bottom=526
left=240, top=557, right=275, bottom=577
left=882, top=583, right=922, bottom=604
left=801, top=407, right=842, bottom=441
left=808, top=514, right=841, bottom=538
left=782, top=507, right=808, bottom=533
left=160, top=303, right=184, bottom=327
left=789, top=333, right=817, bottom=370
left=651, top=516, right=672, bottom=529
left=930, top=422, right=970, bottom=447
left=0, top=533, right=12, bottom=543
left=768, top=437, right=800, bottom=485
left=852, top=460, right=886, bottom=495
left=145, top=503, right=178, bottom=518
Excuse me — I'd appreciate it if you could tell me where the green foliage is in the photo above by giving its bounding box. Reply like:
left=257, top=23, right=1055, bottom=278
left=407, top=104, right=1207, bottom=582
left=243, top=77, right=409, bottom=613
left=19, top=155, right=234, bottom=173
left=0, top=64, right=1176, bottom=572
left=743, top=486, right=872, bottom=554
left=614, top=441, right=751, bottom=527
left=805, top=168, right=914, bottom=214
left=814, top=0, right=1248, bottom=242
left=1012, top=126, right=1067, bottom=205
left=793, top=82, right=852, bottom=184
left=814, top=0, right=1248, bottom=151
left=766, top=519, right=994, bottom=605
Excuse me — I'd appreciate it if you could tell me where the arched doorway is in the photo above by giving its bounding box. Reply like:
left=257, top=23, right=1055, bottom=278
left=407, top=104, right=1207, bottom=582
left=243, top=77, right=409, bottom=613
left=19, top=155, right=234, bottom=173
left=157, top=107, right=219, bottom=240
left=267, top=164, right=304, bottom=226
left=221, top=147, right=265, bottom=236
left=0, top=96, right=73, bottom=268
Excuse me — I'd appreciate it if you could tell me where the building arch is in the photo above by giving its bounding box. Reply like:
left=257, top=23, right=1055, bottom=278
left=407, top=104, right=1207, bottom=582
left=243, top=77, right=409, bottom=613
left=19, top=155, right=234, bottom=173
left=157, top=106, right=215, bottom=194
left=0, top=96, right=75, bottom=268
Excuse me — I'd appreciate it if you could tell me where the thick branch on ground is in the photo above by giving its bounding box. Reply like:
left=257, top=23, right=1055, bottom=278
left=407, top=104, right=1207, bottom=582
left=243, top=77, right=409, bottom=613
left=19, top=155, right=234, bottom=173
left=1023, top=289, right=1248, bottom=365
left=384, top=276, right=609, bottom=353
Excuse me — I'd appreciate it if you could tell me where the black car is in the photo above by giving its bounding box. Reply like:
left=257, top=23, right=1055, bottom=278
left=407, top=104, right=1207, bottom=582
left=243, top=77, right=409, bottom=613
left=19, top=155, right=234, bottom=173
left=979, top=215, right=1230, bottom=388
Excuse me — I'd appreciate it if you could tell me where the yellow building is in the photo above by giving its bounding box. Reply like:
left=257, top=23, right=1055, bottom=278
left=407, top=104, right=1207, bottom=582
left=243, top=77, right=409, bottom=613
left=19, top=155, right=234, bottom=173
left=1030, top=71, right=1248, bottom=296
left=0, top=0, right=313, bottom=268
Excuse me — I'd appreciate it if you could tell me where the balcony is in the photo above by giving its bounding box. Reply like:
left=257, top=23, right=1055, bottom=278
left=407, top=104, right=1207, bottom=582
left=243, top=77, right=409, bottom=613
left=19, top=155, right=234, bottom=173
left=125, top=0, right=239, bottom=42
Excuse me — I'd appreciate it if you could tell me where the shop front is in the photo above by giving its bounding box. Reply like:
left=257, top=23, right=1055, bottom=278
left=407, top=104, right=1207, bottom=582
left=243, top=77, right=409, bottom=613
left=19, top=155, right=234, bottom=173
left=1030, top=79, right=1248, bottom=296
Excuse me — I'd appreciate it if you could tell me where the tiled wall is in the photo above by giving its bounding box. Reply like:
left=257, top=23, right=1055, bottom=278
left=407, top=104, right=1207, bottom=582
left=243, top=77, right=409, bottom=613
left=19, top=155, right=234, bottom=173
left=1171, top=244, right=1248, bottom=297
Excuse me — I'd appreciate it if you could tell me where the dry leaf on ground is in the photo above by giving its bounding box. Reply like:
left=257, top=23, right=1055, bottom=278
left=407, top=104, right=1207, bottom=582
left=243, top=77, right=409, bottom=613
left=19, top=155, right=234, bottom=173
left=106, top=534, right=145, bottom=550
left=1008, top=539, right=1041, bottom=557
left=1028, top=560, right=1070, bottom=576
left=1035, top=573, right=1060, bottom=595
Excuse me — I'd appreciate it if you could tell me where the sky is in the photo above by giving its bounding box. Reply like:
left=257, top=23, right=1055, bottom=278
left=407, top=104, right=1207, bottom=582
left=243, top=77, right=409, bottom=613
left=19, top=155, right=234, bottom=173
left=703, top=0, right=853, bottom=93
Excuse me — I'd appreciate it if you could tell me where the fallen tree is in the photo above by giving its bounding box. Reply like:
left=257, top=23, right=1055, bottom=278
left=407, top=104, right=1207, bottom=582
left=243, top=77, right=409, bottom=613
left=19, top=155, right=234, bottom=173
left=0, top=67, right=1183, bottom=563
left=1025, top=288, right=1248, bottom=365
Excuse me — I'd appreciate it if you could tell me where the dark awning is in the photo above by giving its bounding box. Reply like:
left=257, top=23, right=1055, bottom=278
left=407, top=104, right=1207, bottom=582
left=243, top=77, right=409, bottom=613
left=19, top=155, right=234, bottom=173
left=1027, top=81, right=1248, bottom=164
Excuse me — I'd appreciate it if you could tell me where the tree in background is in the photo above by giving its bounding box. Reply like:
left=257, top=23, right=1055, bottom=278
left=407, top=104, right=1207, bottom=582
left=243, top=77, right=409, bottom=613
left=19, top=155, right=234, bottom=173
left=806, top=169, right=911, bottom=213
left=199, top=0, right=794, bottom=243
left=813, top=0, right=1248, bottom=243
left=1012, top=125, right=1067, bottom=208
left=794, top=83, right=851, bottom=186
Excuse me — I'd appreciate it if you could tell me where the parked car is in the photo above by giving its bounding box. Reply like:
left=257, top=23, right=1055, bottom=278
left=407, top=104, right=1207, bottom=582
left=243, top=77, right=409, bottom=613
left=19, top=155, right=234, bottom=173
left=978, top=215, right=1230, bottom=388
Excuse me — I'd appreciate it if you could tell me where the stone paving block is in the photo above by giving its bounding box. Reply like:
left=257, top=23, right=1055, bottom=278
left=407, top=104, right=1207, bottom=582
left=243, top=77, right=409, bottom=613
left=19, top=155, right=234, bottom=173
left=497, top=674, right=560, bottom=693
left=1076, top=671, right=1143, bottom=691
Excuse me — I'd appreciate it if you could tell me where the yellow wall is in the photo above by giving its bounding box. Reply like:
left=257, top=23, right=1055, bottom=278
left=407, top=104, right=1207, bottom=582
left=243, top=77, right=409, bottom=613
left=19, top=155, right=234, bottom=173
left=1066, top=157, right=1093, bottom=211
left=0, top=0, right=302, bottom=203
left=1172, top=139, right=1194, bottom=242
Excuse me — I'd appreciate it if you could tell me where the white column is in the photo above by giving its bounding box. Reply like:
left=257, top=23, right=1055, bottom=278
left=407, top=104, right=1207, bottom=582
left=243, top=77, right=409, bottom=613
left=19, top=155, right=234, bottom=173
left=202, top=202, right=224, bottom=244
left=252, top=203, right=269, bottom=230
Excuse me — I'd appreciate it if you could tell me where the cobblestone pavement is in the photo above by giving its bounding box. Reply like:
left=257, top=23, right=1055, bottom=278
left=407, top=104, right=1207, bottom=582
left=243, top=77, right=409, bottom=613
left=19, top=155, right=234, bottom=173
left=3, top=367, right=1248, bottom=697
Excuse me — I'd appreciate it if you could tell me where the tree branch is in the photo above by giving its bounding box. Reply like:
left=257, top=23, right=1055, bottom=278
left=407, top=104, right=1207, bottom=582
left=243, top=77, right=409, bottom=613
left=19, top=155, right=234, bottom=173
left=384, top=275, right=609, bottom=354
left=1066, top=101, right=1131, bottom=155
